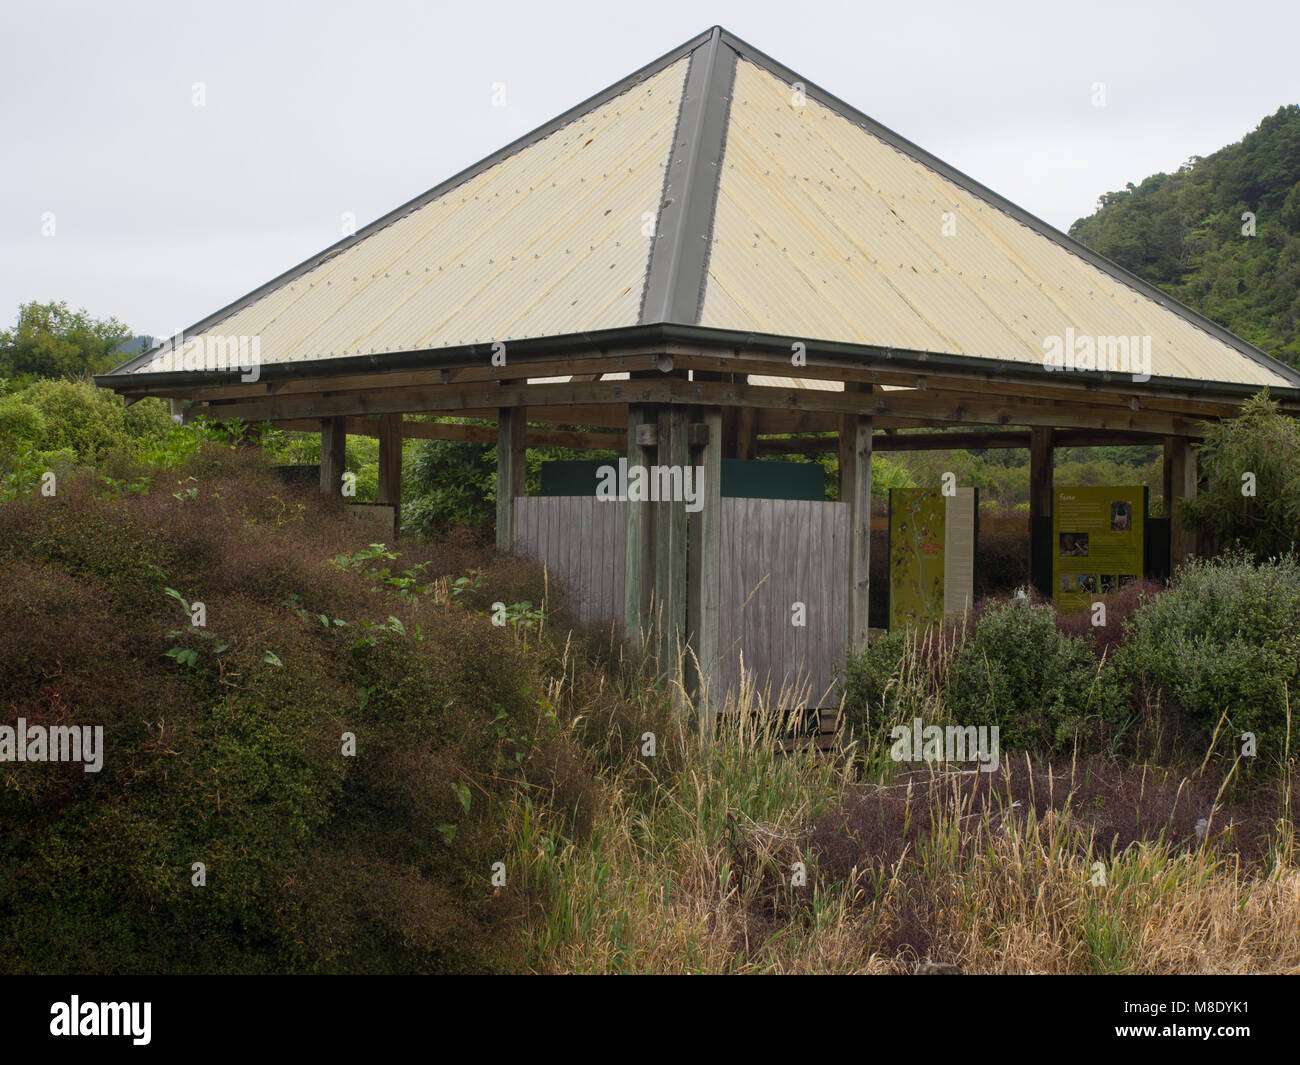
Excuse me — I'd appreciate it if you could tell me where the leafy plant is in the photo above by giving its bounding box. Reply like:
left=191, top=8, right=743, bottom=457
left=1180, top=392, right=1300, bottom=561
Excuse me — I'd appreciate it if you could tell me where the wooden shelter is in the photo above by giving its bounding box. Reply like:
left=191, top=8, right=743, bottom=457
left=98, top=26, right=1300, bottom=712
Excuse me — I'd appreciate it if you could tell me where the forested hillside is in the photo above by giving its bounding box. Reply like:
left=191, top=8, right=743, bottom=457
left=1070, top=104, right=1300, bottom=368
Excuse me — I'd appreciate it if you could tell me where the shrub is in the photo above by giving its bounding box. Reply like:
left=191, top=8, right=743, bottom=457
left=15, top=377, right=129, bottom=461
left=1118, top=552, right=1300, bottom=767
left=841, top=629, right=915, bottom=740
left=121, top=396, right=174, bottom=442
left=1181, top=392, right=1300, bottom=561
left=947, top=598, right=1127, bottom=753
left=0, top=454, right=570, bottom=973
left=0, top=393, right=44, bottom=454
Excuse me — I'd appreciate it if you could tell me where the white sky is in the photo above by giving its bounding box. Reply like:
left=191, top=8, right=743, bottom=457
left=2, top=0, right=1296, bottom=339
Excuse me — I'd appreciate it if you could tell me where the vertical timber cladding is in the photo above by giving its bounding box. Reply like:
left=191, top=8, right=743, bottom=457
left=716, top=498, right=849, bottom=707
left=511, top=497, right=627, bottom=626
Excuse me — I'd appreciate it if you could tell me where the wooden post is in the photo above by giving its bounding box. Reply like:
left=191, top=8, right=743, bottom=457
left=495, top=407, right=526, bottom=552
left=721, top=408, right=739, bottom=458
left=320, top=416, right=346, bottom=496
left=735, top=405, right=757, bottom=462
left=624, top=404, right=654, bottom=649
left=1029, top=427, right=1054, bottom=595
left=1164, top=435, right=1198, bottom=565
left=377, top=413, right=403, bottom=537
left=655, top=406, right=690, bottom=671
left=841, top=384, right=873, bottom=650
left=687, top=407, right=723, bottom=729
left=378, top=414, right=403, bottom=503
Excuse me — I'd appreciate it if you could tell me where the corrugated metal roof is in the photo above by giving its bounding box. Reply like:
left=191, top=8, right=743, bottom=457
left=701, top=56, right=1291, bottom=389
left=109, top=26, right=1299, bottom=395
left=128, top=56, right=689, bottom=374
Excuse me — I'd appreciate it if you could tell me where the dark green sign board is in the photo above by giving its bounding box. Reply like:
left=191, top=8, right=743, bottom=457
left=538, top=458, right=823, bottom=501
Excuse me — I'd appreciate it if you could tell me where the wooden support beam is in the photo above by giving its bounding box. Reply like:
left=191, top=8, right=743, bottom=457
left=911, top=385, right=1246, bottom=422
left=495, top=407, right=526, bottom=552
left=510, top=404, right=627, bottom=429
left=135, top=352, right=670, bottom=404
left=757, top=426, right=1169, bottom=455
left=1030, top=427, right=1054, bottom=517
left=190, top=378, right=648, bottom=424
left=110, top=340, right=1300, bottom=423
left=1164, top=436, right=1199, bottom=566
left=841, top=384, right=873, bottom=649
left=664, top=345, right=1293, bottom=417
left=735, top=405, right=757, bottom=461
left=320, top=416, right=346, bottom=496
left=654, top=406, right=690, bottom=674
left=188, top=357, right=1213, bottom=438
left=757, top=409, right=841, bottom=435
left=687, top=407, right=723, bottom=729
left=300, top=417, right=1169, bottom=457
left=720, top=407, right=740, bottom=457
left=1029, top=427, right=1054, bottom=595
left=377, top=414, right=403, bottom=513
left=861, top=386, right=1204, bottom=436
left=277, top=417, right=624, bottom=451
left=624, top=405, right=655, bottom=650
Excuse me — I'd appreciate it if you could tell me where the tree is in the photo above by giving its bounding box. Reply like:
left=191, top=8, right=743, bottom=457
left=0, top=301, right=130, bottom=380
left=1180, top=392, right=1300, bottom=561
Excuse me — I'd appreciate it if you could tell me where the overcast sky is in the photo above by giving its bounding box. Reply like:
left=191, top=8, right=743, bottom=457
left=2, top=0, right=1296, bottom=339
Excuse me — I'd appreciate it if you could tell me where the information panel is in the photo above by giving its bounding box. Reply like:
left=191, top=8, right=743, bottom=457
left=1052, top=485, right=1146, bottom=611
left=888, top=487, right=978, bottom=630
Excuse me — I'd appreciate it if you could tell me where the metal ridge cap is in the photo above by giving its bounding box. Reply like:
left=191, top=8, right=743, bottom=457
left=639, top=27, right=738, bottom=326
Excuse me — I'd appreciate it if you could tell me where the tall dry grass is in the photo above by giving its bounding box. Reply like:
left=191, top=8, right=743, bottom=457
left=506, top=610, right=1300, bottom=974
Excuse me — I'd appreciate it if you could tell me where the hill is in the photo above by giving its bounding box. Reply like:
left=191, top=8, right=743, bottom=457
left=1070, top=104, right=1300, bottom=369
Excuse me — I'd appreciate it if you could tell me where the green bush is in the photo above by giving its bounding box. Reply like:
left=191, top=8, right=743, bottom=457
left=1118, top=552, right=1300, bottom=767
left=1181, top=392, right=1300, bottom=561
left=0, top=393, right=44, bottom=453
left=841, top=629, right=914, bottom=740
left=947, top=599, right=1126, bottom=753
left=122, top=396, right=175, bottom=442
left=15, top=377, right=129, bottom=461
left=0, top=456, right=562, bottom=973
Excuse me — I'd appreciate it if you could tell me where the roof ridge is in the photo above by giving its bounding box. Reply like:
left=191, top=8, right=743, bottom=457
left=639, top=27, right=737, bottom=326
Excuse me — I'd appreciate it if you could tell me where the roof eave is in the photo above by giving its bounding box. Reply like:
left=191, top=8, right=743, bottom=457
left=95, top=322, right=1300, bottom=404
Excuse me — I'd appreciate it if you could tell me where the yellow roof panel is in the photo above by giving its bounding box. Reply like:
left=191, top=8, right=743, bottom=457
left=131, top=56, right=688, bottom=373
left=701, top=57, right=1291, bottom=389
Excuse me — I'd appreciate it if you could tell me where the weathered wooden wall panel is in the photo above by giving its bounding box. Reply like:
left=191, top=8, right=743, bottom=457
left=514, top=495, right=847, bottom=704
left=717, top=498, right=848, bottom=707
left=512, top=497, right=626, bottom=626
